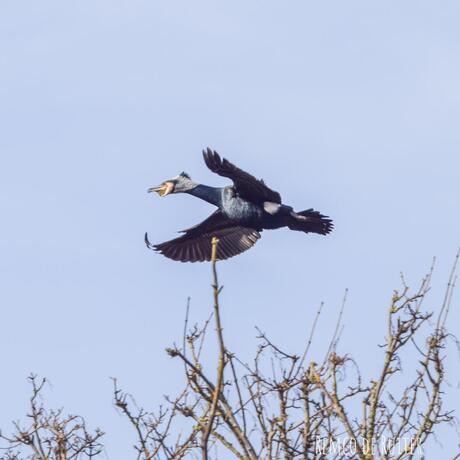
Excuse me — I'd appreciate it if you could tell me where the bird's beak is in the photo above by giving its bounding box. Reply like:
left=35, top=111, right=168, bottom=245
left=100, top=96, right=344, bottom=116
left=147, top=181, right=174, bottom=197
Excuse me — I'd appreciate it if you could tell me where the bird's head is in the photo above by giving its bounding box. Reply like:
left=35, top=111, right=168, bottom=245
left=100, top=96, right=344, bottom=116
left=148, top=172, right=196, bottom=197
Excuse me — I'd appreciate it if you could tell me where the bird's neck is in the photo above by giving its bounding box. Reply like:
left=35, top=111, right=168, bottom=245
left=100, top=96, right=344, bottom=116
left=185, top=184, right=222, bottom=206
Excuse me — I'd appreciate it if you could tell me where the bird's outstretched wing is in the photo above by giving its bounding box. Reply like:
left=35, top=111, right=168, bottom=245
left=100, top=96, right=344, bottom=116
left=145, top=210, right=261, bottom=262
left=202, top=148, right=282, bottom=204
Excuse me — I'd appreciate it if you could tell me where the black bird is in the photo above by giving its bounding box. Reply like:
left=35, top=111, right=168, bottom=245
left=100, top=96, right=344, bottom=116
left=146, top=149, right=333, bottom=262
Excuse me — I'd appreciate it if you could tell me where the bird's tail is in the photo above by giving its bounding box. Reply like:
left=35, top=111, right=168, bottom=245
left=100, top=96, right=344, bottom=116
left=288, top=209, right=333, bottom=235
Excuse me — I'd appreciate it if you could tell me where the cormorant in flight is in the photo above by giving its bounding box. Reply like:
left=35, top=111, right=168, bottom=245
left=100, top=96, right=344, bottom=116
left=146, top=149, right=333, bottom=262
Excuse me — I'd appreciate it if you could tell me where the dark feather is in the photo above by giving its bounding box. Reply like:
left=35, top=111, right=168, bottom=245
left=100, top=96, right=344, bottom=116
left=288, top=209, right=333, bottom=235
left=145, top=209, right=261, bottom=262
left=202, top=148, right=281, bottom=205
left=146, top=227, right=260, bottom=262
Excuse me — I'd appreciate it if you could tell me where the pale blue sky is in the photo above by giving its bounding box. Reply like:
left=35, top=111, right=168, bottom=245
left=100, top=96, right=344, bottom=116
left=1, top=1, right=459, bottom=458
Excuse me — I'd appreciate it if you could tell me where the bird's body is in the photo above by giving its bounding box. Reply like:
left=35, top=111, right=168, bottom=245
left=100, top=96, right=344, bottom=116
left=193, top=186, right=263, bottom=225
left=146, top=149, right=333, bottom=262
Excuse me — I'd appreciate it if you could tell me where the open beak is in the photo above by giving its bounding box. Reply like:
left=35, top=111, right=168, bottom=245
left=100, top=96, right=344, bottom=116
left=147, top=181, right=174, bottom=197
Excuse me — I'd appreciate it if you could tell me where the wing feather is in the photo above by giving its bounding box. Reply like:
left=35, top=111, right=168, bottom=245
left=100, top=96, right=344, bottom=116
left=146, top=226, right=261, bottom=262
left=145, top=209, right=261, bottom=262
left=202, top=148, right=282, bottom=204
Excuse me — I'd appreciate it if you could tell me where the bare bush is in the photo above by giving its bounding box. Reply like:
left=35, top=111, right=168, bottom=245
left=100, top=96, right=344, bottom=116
left=0, top=375, right=104, bottom=460
left=112, top=240, right=459, bottom=459
left=2, top=240, right=458, bottom=459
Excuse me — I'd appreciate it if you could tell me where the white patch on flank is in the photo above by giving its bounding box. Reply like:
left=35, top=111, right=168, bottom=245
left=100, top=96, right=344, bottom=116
left=263, top=201, right=281, bottom=215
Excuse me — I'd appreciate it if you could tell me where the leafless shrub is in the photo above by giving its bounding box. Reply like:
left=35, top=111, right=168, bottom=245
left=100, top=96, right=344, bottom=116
left=2, top=241, right=458, bottom=459
left=113, top=241, right=459, bottom=459
left=0, top=375, right=104, bottom=460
